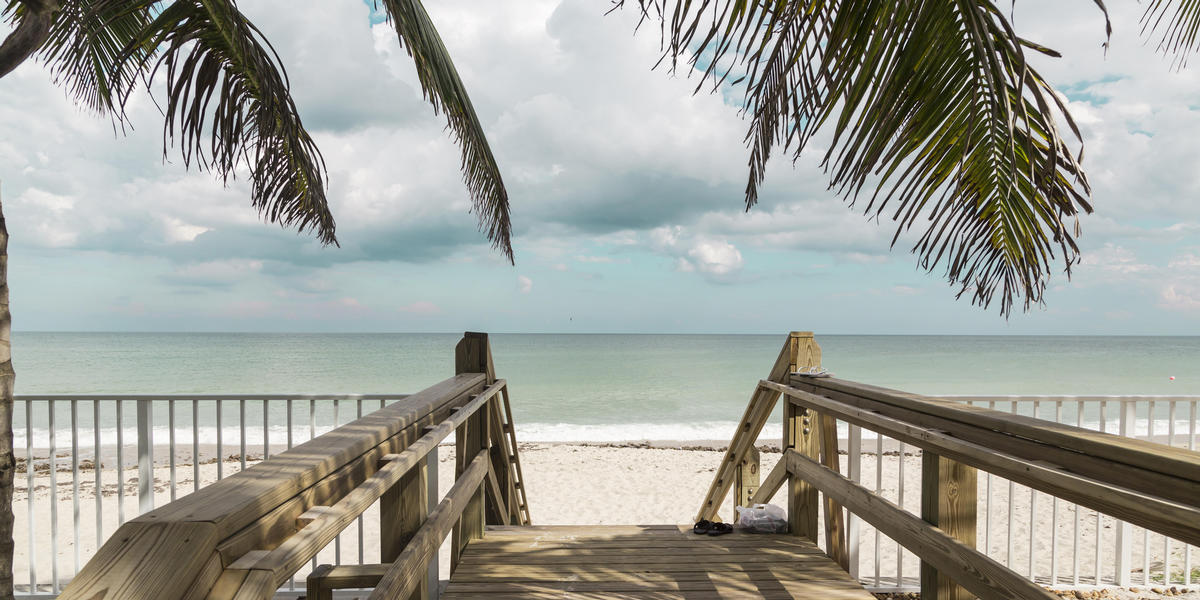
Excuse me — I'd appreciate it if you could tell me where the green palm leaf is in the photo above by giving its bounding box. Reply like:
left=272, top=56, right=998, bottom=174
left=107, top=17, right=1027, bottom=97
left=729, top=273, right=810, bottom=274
left=624, top=0, right=1094, bottom=315
left=29, top=0, right=156, bottom=117
left=1142, top=0, right=1200, bottom=66
left=115, top=0, right=336, bottom=245
left=377, top=0, right=514, bottom=262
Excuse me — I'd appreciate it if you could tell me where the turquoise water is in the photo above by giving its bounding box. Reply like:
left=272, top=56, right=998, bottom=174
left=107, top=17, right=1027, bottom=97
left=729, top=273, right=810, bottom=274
left=12, top=332, right=1200, bottom=444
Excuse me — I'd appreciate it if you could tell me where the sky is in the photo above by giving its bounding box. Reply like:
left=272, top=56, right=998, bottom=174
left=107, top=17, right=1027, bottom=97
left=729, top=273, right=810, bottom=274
left=1, top=0, right=1199, bottom=335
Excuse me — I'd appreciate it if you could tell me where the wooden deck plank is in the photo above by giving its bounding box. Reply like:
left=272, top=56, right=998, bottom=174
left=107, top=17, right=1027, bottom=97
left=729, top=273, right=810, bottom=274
left=440, top=525, right=872, bottom=600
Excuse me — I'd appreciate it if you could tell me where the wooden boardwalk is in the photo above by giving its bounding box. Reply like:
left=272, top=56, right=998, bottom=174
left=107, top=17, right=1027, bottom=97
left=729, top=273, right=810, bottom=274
left=441, top=525, right=874, bottom=599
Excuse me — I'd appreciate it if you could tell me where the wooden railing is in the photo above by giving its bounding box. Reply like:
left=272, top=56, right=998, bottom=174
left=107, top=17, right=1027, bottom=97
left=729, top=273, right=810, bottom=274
left=700, top=332, right=1200, bottom=600
left=58, top=332, right=530, bottom=600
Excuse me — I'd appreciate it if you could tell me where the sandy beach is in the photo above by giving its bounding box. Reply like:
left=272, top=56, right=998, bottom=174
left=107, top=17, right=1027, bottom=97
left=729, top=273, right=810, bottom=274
left=14, top=443, right=1200, bottom=599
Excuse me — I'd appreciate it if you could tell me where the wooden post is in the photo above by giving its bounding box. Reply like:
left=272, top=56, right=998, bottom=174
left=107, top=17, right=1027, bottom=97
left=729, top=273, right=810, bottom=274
left=306, top=564, right=334, bottom=600
left=733, top=445, right=760, bottom=512
left=819, top=413, right=849, bottom=571
left=785, top=332, right=822, bottom=541
left=380, top=458, right=429, bottom=600
left=921, top=451, right=978, bottom=600
left=486, top=396, right=518, bottom=526
left=455, top=331, right=495, bottom=384
left=452, top=332, right=492, bottom=574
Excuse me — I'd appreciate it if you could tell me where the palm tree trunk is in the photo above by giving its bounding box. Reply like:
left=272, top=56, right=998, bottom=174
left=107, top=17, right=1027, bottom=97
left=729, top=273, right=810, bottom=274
left=0, top=186, right=14, bottom=600
left=0, top=0, right=58, bottom=79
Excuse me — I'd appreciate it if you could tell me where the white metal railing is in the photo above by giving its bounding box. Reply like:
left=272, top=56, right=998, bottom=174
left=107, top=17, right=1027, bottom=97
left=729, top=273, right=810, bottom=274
left=839, top=395, right=1200, bottom=592
left=14, top=394, right=411, bottom=598
left=15, top=394, right=1200, bottom=596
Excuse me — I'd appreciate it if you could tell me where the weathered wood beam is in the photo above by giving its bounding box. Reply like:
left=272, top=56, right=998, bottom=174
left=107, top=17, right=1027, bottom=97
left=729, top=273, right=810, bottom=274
left=785, top=450, right=1057, bottom=600
left=768, top=381, right=1200, bottom=546
left=794, top=376, right=1200, bottom=484
left=920, top=452, right=977, bottom=600
left=696, top=332, right=807, bottom=522
left=369, top=451, right=490, bottom=600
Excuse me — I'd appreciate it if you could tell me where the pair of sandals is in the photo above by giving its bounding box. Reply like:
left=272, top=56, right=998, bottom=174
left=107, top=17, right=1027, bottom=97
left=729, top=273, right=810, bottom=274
left=692, top=520, right=733, bottom=536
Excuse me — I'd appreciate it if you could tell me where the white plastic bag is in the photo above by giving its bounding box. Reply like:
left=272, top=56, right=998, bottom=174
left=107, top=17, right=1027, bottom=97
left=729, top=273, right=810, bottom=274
left=735, top=503, right=788, bottom=533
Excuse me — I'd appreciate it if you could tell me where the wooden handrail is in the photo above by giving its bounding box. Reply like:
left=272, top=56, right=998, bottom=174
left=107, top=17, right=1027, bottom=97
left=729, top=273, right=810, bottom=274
left=369, top=450, right=490, bottom=600
left=703, top=332, right=1200, bottom=599
left=792, top=378, right=1200, bottom=509
left=60, top=372, right=486, bottom=600
left=793, top=375, right=1200, bottom=484
left=764, top=379, right=1200, bottom=545
left=785, top=450, right=1057, bottom=600
left=237, top=380, right=507, bottom=584
left=61, top=332, right=530, bottom=600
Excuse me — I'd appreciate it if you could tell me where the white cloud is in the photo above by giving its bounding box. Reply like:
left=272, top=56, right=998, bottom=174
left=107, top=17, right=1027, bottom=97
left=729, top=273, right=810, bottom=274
left=1080, top=243, right=1153, bottom=275
left=161, top=217, right=210, bottom=244
left=685, top=240, right=744, bottom=276
left=649, top=225, right=745, bottom=281
left=1161, top=284, right=1200, bottom=313
left=2, top=0, right=1200, bottom=331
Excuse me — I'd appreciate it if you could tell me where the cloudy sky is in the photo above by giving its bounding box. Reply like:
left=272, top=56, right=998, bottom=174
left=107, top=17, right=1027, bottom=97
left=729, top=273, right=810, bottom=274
left=1, top=0, right=1198, bottom=334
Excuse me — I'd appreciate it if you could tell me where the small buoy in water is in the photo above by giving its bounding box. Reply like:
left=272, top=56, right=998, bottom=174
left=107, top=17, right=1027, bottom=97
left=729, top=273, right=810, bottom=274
left=1170, top=376, right=1176, bottom=380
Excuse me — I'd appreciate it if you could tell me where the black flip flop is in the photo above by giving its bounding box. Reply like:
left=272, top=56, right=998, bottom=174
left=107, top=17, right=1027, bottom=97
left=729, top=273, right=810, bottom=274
left=692, top=520, right=713, bottom=534
left=707, top=522, right=734, bottom=536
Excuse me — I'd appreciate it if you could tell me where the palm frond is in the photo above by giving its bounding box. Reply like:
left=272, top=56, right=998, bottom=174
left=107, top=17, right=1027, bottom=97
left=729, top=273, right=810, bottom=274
left=33, top=0, right=156, bottom=117
left=620, top=0, right=1094, bottom=316
left=118, top=0, right=335, bottom=245
left=377, top=0, right=513, bottom=262
left=1142, top=0, right=1200, bottom=66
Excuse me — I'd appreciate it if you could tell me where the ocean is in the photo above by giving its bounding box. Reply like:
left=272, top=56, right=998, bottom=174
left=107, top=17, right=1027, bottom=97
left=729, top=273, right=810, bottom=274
left=12, top=332, right=1200, bottom=447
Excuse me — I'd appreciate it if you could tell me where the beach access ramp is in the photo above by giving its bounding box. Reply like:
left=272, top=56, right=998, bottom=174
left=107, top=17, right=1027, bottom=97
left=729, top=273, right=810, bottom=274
left=55, top=332, right=1200, bottom=599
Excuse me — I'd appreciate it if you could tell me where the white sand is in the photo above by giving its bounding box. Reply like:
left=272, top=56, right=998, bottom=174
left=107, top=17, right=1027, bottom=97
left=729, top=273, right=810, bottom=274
left=13, top=444, right=1200, bottom=598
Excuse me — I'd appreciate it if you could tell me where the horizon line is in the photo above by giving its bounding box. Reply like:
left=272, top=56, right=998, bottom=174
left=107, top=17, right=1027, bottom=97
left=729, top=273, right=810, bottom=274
left=12, top=330, right=1200, bottom=337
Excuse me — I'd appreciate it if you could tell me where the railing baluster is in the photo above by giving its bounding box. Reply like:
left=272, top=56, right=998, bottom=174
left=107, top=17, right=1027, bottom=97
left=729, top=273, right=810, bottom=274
left=286, top=398, right=294, bottom=449
left=896, top=439, right=905, bottom=587
left=357, top=398, right=364, bottom=566
left=1051, top=399, right=1062, bottom=586
left=986, top=399, right=995, bottom=565
left=27, top=399, right=36, bottom=593
left=1116, top=400, right=1135, bottom=586
left=71, top=399, right=80, bottom=577
left=192, top=400, right=200, bottom=493
left=169, top=400, right=176, bottom=502
left=49, top=399, right=58, bottom=594
left=263, top=399, right=270, bottom=460
left=116, top=399, right=125, bottom=525
left=309, top=397, right=316, bottom=576
left=847, top=423, right=861, bottom=580
left=136, top=398, right=153, bottom=515
left=1167, top=401, right=1178, bottom=584
left=1145, top=400, right=1153, bottom=586
left=93, top=401, right=102, bottom=558
left=333, top=397, right=341, bottom=565
left=1073, top=400, right=1082, bottom=586
left=216, top=399, right=224, bottom=480
left=1007, top=401, right=1015, bottom=571
left=1188, top=399, right=1197, bottom=586
left=874, top=431, right=882, bottom=588
left=1029, top=400, right=1040, bottom=581
left=1095, top=400, right=1107, bottom=585
left=239, top=398, right=246, bottom=472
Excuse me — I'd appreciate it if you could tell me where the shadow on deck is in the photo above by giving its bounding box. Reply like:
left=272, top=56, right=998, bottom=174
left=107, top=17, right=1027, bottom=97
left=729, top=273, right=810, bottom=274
left=443, top=525, right=873, bottom=599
